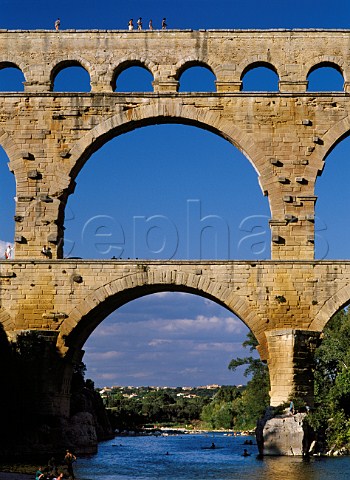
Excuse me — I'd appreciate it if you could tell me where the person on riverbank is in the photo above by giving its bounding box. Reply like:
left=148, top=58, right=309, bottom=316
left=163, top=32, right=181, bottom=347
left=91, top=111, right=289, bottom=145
left=290, top=400, right=295, bottom=415
left=64, top=449, right=77, bottom=479
left=35, top=467, right=45, bottom=480
left=54, top=473, right=64, bottom=480
left=48, top=456, right=57, bottom=477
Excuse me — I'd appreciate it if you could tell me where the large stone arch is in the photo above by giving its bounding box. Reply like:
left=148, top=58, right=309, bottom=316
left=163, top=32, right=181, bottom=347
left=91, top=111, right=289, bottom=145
left=310, top=283, right=350, bottom=331
left=0, top=308, right=15, bottom=334
left=67, top=100, right=269, bottom=191
left=307, top=116, right=350, bottom=182
left=58, top=270, right=263, bottom=359
left=0, top=128, right=23, bottom=173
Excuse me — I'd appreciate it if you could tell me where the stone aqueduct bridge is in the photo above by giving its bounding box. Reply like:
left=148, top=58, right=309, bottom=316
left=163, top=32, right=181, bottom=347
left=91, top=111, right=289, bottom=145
left=1, top=29, right=350, bottom=415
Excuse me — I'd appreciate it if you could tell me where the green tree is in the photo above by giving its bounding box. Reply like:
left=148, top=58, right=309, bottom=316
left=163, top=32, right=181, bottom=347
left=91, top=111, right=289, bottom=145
left=308, top=308, right=350, bottom=450
left=109, top=393, right=144, bottom=430
left=200, top=386, right=241, bottom=429
left=228, top=331, right=270, bottom=430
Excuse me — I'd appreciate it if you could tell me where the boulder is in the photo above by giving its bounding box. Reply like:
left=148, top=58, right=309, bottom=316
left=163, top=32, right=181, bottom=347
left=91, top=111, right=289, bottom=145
left=256, top=408, right=314, bottom=456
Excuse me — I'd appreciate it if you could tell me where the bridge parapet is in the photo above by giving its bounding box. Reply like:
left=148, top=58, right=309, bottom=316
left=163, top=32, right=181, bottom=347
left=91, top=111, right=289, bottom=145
left=0, top=30, right=349, bottom=93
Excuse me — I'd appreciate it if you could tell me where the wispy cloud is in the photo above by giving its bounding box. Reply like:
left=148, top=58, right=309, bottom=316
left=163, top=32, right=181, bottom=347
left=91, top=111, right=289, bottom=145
left=0, top=240, right=13, bottom=258
left=87, top=350, right=123, bottom=360
left=83, top=292, right=251, bottom=388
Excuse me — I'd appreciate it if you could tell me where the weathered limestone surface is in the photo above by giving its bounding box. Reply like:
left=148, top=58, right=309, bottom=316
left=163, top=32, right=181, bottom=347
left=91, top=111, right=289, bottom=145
left=1, top=258, right=350, bottom=408
left=1, top=30, right=350, bottom=421
left=257, top=411, right=310, bottom=456
left=0, top=30, right=350, bottom=259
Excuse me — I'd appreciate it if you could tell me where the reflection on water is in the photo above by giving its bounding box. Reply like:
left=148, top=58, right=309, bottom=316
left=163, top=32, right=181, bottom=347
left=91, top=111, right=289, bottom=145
left=75, top=434, right=350, bottom=480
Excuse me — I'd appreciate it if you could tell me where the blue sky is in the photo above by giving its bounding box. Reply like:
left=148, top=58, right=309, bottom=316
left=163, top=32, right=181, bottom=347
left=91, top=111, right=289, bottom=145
left=0, top=0, right=349, bottom=30
left=1, top=0, right=350, bottom=387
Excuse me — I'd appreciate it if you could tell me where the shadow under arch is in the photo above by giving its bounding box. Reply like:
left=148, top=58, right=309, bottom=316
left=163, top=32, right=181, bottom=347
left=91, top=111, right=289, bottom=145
left=58, top=270, right=266, bottom=360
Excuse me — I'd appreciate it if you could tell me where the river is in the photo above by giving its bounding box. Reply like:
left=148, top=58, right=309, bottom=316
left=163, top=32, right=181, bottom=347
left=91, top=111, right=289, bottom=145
left=74, top=433, right=350, bottom=480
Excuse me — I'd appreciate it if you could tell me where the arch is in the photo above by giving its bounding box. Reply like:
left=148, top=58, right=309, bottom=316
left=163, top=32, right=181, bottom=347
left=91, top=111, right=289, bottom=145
left=0, top=145, right=16, bottom=248
left=307, top=61, right=344, bottom=91
left=67, top=101, right=268, bottom=192
left=50, top=57, right=92, bottom=91
left=0, top=62, right=26, bottom=91
left=315, top=133, right=350, bottom=260
left=176, top=60, right=215, bottom=78
left=0, top=58, right=29, bottom=78
left=0, top=128, right=24, bottom=172
left=241, top=61, right=279, bottom=91
left=64, top=123, right=271, bottom=261
left=307, top=60, right=343, bottom=77
left=58, top=270, right=264, bottom=357
left=111, top=59, right=157, bottom=91
left=0, top=309, right=15, bottom=335
left=303, top=118, right=350, bottom=184
left=177, top=61, right=216, bottom=92
left=175, top=57, right=219, bottom=82
left=310, top=283, right=350, bottom=332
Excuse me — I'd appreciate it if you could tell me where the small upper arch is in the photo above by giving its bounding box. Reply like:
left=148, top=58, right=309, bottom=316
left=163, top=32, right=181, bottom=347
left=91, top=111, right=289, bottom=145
left=0, top=61, right=26, bottom=91
left=50, top=57, right=92, bottom=92
left=305, top=56, right=345, bottom=78
left=175, top=58, right=217, bottom=80
left=176, top=60, right=217, bottom=92
left=306, top=59, right=345, bottom=91
left=240, top=60, right=280, bottom=91
left=240, top=58, right=279, bottom=79
left=111, top=59, right=156, bottom=92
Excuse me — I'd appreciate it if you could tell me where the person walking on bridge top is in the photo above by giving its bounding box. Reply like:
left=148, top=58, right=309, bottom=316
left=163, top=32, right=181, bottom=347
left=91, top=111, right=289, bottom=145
left=55, top=18, right=60, bottom=31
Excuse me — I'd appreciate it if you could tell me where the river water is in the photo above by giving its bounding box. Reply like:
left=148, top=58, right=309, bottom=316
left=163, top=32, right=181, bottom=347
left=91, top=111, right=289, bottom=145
left=74, top=433, right=350, bottom=480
